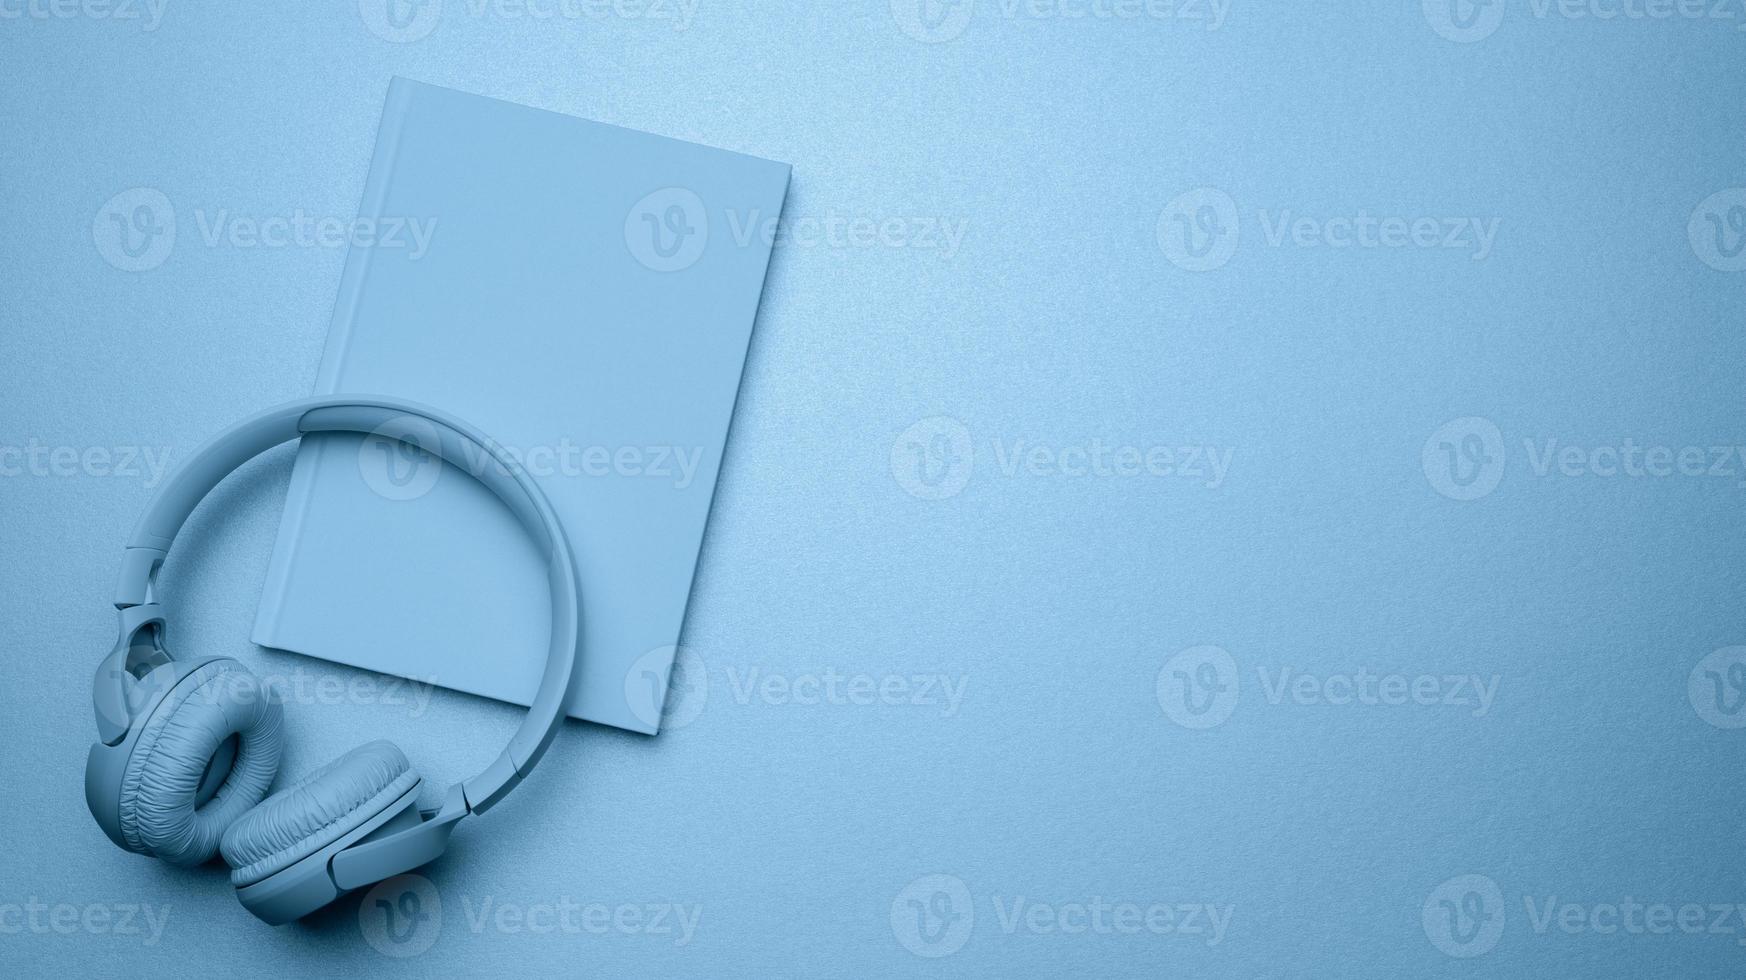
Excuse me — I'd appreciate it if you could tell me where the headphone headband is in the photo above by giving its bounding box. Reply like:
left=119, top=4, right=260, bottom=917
left=110, top=395, right=581, bottom=817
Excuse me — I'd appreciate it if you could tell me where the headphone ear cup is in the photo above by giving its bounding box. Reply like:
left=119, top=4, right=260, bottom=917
left=117, top=659, right=284, bottom=866
left=221, top=740, right=419, bottom=889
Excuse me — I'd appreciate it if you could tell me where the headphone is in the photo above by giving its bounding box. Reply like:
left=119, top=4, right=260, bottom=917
left=84, top=396, right=581, bottom=925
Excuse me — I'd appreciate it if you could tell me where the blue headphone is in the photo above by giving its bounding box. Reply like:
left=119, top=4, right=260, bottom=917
left=84, top=396, right=581, bottom=925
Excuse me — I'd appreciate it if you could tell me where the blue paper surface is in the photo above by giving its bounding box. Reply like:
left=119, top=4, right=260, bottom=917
left=3, top=4, right=1746, bottom=976
left=252, top=79, right=790, bottom=734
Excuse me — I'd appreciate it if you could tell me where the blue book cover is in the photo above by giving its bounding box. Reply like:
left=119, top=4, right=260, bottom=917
left=253, top=78, right=789, bottom=734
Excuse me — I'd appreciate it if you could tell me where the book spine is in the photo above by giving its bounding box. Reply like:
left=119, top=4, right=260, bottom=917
left=251, top=78, right=416, bottom=647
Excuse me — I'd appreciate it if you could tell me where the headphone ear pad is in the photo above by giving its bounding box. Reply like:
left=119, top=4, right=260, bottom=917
left=117, top=659, right=284, bottom=866
left=221, top=740, right=419, bottom=888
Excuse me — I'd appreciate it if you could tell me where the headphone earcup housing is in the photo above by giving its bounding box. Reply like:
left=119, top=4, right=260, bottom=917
left=222, top=742, right=427, bottom=925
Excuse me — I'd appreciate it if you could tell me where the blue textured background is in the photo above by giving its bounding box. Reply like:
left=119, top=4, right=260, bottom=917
left=4, top=1, right=1746, bottom=975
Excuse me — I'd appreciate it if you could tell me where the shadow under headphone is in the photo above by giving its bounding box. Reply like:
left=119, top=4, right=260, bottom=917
left=85, top=396, right=581, bottom=925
